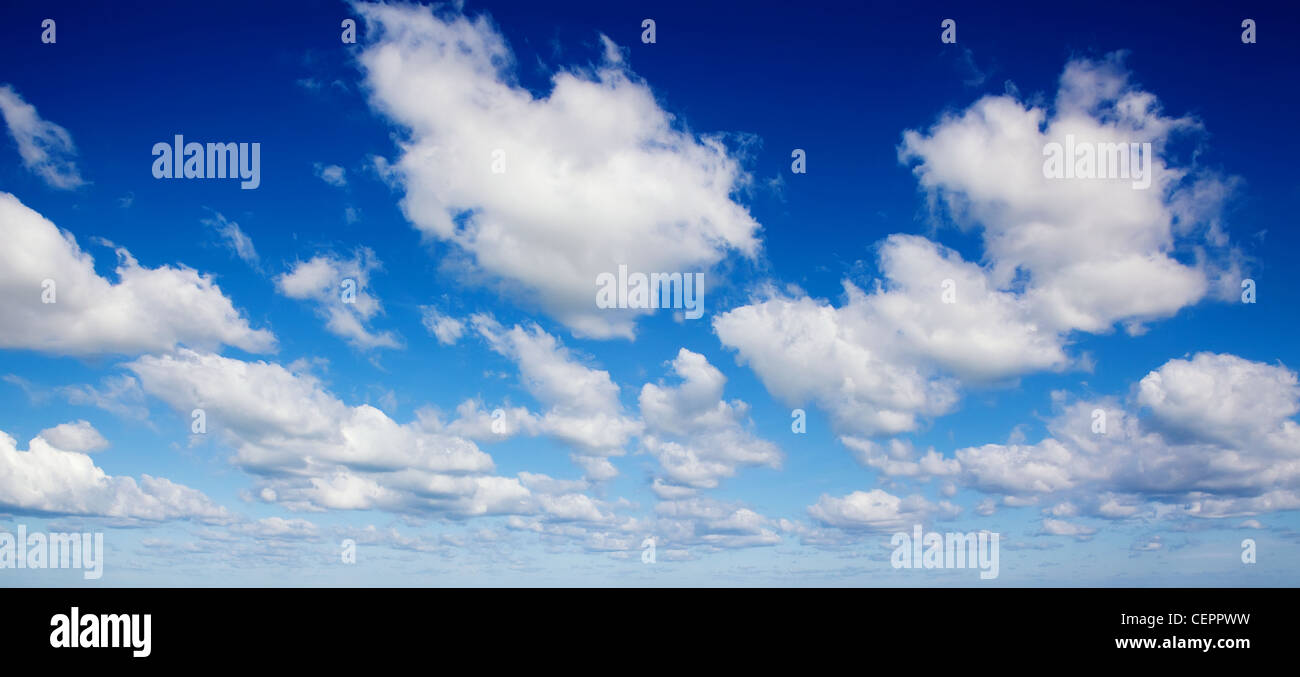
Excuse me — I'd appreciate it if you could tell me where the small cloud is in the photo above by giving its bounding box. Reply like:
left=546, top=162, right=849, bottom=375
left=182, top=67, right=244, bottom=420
left=203, top=212, right=260, bottom=268
left=1039, top=518, right=1097, bottom=540
left=314, top=163, right=347, bottom=187
left=38, top=420, right=109, bottom=454
left=0, top=84, right=85, bottom=189
left=420, top=307, right=465, bottom=345
left=276, top=248, right=401, bottom=350
left=956, top=47, right=988, bottom=88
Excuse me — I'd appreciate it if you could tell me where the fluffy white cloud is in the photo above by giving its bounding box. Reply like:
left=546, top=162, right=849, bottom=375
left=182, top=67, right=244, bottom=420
left=0, top=84, right=84, bottom=189
left=947, top=353, right=1300, bottom=522
left=798, top=360, right=1296, bottom=536
left=126, top=348, right=615, bottom=522
left=472, top=316, right=642, bottom=475
left=420, top=307, right=465, bottom=345
left=842, top=436, right=959, bottom=479
left=716, top=55, right=1238, bottom=438
left=638, top=348, right=781, bottom=491
left=0, top=427, right=231, bottom=522
left=716, top=235, right=1063, bottom=435
left=354, top=2, right=761, bottom=338
left=36, top=420, right=108, bottom=454
left=275, top=249, right=399, bottom=350
left=807, top=489, right=954, bottom=532
left=128, top=349, right=490, bottom=478
left=899, top=54, right=1236, bottom=333
left=0, top=192, right=276, bottom=356
left=1138, top=352, right=1300, bottom=450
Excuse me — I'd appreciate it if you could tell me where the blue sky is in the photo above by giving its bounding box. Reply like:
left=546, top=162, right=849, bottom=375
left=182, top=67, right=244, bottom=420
left=1, top=0, right=1298, bottom=586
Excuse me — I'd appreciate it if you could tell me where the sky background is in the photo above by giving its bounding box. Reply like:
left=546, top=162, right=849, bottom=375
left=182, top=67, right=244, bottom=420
left=1, top=0, right=1299, bottom=586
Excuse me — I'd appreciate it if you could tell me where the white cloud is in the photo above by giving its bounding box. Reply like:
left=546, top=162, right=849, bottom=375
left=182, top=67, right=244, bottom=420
left=1039, top=518, right=1097, bottom=539
left=716, top=55, right=1238, bottom=438
left=229, top=516, right=320, bottom=540
left=807, top=489, right=948, bottom=532
left=472, top=316, right=642, bottom=474
left=204, top=213, right=259, bottom=267
left=0, top=84, right=84, bottom=189
left=441, top=399, right=537, bottom=440
left=354, top=2, right=761, bottom=338
left=275, top=249, right=400, bottom=350
left=0, top=192, right=276, bottom=356
left=654, top=497, right=782, bottom=549
left=420, top=307, right=465, bottom=345
left=717, top=235, right=1079, bottom=437
left=842, top=436, right=959, bottom=479
left=128, top=349, right=490, bottom=477
left=59, top=375, right=150, bottom=421
left=314, top=163, right=347, bottom=187
left=638, top=348, right=780, bottom=491
left=0, top=427, right=231, bottom=523
left=941, top=353, right=1300, bottom=524
left=716, top=236, right=1058, bottom=436
left=1137, top=352, right=1300, bottom=449
left=899, top=53, right=1237, bottom=333
left=125, top=348, right=618, bottom=522
left=37, top=420, right=108, bottom=454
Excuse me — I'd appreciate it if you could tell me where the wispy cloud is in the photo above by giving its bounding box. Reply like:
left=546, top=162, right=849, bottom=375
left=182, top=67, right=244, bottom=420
left=0, top=84, right=85, bottom=189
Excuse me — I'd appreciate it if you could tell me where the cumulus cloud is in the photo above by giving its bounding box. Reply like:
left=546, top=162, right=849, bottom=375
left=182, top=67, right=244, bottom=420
left=275, top=248, right=400, bottom=350
left=471, top=316, right=641, bottom=477
left=899, top=53, right=1238, bottom=333
left=0, top=427, right=231, bottom=523
left=0, top=192, right=276, bottom=356
left=842, top=436, right=959, bottom=479
left=944, top=353, right=1300, bottom=523
left=654, top=496, right=782, bottom=550
left=1138, top=352, right=1299, bottom=449
left=716, top=55, right=1238, bottom=438
left=638, top=348, right=781, bottom=492
left=354, top=2, right=761, bottom=338
left=126, top=349, right=612, bottom=523
left=0, top=84, right=84, bottom=189
left=36, top=420, right=108, bottom=454
left=420, top=306, right=465, bottom=345
left=716, top=236, right=1067, bottom=436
